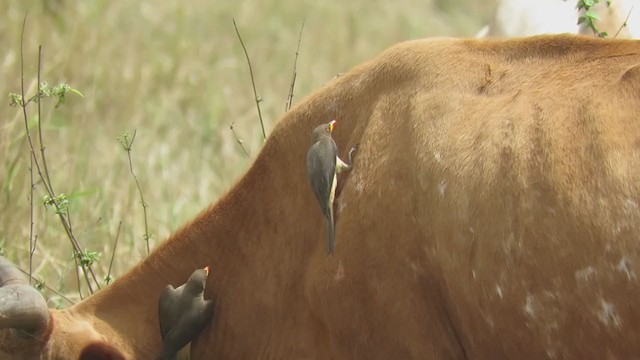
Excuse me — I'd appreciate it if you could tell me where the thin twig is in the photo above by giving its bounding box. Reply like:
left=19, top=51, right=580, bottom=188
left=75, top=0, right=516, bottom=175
left=19, top=14, right=41, bottom=289
left=285, top=21, right=305, bottom=112
left=119, top=130, right=151, bottom=255
left=37, top=45, right=54, bottom=193
left=16, top=267, right=75, bottom=306
left=73, top=256, right=83, bottom=300
left=227, top=121, right=250, bottom=157
left=232, top=19, right=266, bottom=141
left=28, top=149, right=35, bottom=285
left=18, top=17, right=99, bottom=297
left=29, top=234, right=37, bottom=284
left=38, top=46, right=98, bottom=294
left=614, top=6, right=634, bottom=39
left=106, top=221, right=122, bottom=285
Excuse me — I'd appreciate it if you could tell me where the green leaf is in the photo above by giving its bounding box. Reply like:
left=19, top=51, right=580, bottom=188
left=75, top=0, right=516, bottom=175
left=68, top=88, right=84, bottom=98
left=73, top=250, right=101, bottom=268
left=586, top=10, right=601, bottom=21
left=8, top=93, right=23, bottom=107
left=43, top=193, right=70, bottom=215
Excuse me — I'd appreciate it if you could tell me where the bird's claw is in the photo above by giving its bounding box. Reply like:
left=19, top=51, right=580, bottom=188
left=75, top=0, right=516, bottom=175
left=348, top=144, right=359, bottom=165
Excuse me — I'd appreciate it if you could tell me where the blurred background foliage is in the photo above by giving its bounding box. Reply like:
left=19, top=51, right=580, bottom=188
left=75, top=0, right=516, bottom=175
left=0, top=0, right=497, bottom=305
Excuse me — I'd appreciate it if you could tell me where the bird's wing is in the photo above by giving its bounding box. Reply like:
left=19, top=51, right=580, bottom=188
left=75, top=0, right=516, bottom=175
left=306, top=139, right=337, bottom=217
left=158, top=285, right=178, bottom=340
left=162, top=299, right=215, bottom=359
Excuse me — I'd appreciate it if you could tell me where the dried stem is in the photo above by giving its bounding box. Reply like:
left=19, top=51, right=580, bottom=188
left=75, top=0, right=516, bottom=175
left=37, top=46, right=54, bottom=192
left=18, top=15, right=100, bottom=297
left=120, top=130, right=151, bottom=255
left=28, top=146, right=35, bottom=285
left=16, top=267, right=75, bottom=306
left=614, top=6, right=634, bottom=39
left=233, top=19, right=266, bottom=141
left=106, top=221, right=122, bottom=285
left=285, top=21, right=305, bottom=112
left=38, top=46, right=98, bottom=294
left=228, top=121, right=250, bottom=157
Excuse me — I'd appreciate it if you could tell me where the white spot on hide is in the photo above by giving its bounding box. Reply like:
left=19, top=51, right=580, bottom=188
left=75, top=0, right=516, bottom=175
left=437, top=181, right=447, bottom=197
left=480, top=311, right=495, bottom=329
left=575, top=266, right=596, bottom=282
left=523, top=295, right=535, bottom=318
left=472, top=270, right=476, bottom=280
left=598, top=299, right=622, bottom=329
left=434, top=151, right=443, bottom=164
left=624, top=198, right=638, bottom=211
left=616, top=257, right=636, bottom=280
left=495, top=285, right=503, bottom=299
left=338, top=201, right=347, bottom=213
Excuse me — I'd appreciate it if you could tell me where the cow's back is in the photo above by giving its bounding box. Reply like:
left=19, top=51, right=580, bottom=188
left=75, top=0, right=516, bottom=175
left=411, top=36, right=640, bottom=358
left=296, top=35, right=640, bottom=359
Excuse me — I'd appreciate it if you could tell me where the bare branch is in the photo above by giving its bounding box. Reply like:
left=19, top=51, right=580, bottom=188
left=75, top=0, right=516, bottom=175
left=18, top=16, right=100, bottom=297
left=233, top=19, right=267, bottom=141
left=118, top=130, right=151, bottom=255
left=228, top=121, right=250, bottom=157
left=614, top=6, right=634, bottom=39
left=106, top=221, right=122, bottom=285
left=15, top=266, right=75, bottom=306
left=28, top=148, right=35, bottom=285
left=285, top=21, right=305, bottom=112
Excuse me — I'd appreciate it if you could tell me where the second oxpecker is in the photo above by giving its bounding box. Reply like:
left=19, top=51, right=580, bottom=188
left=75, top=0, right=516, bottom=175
left=157, top=266, right=215, bottom=360
left=306, top=120, right=356, bottom=255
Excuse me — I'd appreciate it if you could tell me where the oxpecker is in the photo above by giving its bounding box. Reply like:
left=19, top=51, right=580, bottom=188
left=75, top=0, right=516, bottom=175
left=157, top=266, right=214, bottom=360
left=306, top=120, right=357, bottom=255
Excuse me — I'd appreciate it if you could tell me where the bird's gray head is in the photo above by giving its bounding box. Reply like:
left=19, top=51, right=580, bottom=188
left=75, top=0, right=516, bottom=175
left=311, top=120, right=336, bottom=143
left=184, top=266, right=210, bottom=295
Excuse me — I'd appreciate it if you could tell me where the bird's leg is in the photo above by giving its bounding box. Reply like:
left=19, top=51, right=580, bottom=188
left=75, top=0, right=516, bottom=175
left=336, top=145, right=358, bottom=174
left=336, top=157, right=351, bottom=174
left=347, top=144, right=358, bottom=165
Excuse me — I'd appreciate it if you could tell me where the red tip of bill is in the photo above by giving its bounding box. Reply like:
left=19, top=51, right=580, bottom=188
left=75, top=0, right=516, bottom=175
left=203, top=266, right=211, bottom=276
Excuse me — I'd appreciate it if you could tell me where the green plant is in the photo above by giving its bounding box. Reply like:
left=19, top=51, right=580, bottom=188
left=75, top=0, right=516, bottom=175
left=10, top=15, right=99, bottom=299
left=74, top=250, right=101, bottom=268
left=577, top=0, right=612, bottom=37
left=118, top=131, right=152, bottom=255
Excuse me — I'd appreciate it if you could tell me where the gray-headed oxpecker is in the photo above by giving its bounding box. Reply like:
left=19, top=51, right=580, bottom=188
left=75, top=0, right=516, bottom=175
left=306, top=120, right=357, bottom=255
left=157, top=266, right=214, bottom=360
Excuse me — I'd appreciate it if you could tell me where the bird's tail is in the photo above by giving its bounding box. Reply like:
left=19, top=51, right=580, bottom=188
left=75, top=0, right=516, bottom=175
left=327, top=206, right=335, bottom=255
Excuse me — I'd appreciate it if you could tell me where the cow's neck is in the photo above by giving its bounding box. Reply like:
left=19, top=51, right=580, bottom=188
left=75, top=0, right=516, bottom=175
left=66, top=120, right=319, bottom=357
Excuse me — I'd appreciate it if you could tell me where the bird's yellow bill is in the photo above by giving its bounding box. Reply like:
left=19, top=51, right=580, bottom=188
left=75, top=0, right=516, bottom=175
left=329, top=120, right=337, bottom=133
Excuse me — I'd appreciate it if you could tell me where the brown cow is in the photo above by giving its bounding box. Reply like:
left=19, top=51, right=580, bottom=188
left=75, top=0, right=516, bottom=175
left=2, top=34, right=640, bottom=359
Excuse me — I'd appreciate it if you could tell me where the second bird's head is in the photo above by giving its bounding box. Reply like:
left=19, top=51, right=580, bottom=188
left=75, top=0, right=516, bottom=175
left=311, top=120, right=337, bottom=142
left=185, top=266, right=211, bottom=294
left=328, top=120, right=337, bottom=133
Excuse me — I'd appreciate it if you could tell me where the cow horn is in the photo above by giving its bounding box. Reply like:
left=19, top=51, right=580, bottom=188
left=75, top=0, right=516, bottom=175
left=0, top=256, right=50, bottom=337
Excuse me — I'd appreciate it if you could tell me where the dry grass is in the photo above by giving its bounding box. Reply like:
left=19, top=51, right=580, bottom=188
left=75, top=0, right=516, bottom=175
left=0, top=0, right=497, bottom=306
